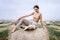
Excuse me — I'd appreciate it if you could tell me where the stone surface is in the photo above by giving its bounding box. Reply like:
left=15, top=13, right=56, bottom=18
left=8, top=27, right=49, bottom=40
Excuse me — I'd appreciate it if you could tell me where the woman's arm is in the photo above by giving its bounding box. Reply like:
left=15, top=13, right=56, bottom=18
left=40, top=14, right=45, bottom=29
left=18, top=13, right=33, bottom=20
left=15, top=13, right=33, bottom=25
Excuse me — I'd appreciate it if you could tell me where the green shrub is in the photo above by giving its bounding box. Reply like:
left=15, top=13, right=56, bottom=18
left=0, top=30, right=9, bottom=40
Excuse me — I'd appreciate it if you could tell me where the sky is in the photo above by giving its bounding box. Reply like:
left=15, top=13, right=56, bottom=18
left=0, top=0, right=60, bottom=21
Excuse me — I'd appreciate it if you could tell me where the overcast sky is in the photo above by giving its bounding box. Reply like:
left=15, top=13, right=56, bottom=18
left=0, top=0, right=60, bottom=21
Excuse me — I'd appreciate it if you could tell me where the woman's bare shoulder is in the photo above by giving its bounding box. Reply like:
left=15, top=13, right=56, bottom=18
left=32, top=12, right=35, bottom=14
left=39, top=12, right=42, bottom=15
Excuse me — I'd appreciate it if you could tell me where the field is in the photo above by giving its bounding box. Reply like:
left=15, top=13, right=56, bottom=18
left=0, top=20, right=60, bottom=40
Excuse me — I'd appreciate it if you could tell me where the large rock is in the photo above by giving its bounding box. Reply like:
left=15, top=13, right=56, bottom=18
left=8, top=27, right=49, bottom=40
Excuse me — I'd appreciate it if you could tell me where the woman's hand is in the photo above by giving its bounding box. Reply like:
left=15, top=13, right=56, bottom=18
left=42, top=26, right=45, bottom=30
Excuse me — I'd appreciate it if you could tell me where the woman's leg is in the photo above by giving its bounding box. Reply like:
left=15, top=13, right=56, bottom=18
left=24, top=21, right=37, bottom=30
left=11, top=19, right=30, bottom=32
left=16, top=19, right=29, bottom=28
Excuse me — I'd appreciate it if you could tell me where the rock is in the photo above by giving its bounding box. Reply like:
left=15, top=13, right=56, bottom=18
left=8, top=27, right=49, bottom=40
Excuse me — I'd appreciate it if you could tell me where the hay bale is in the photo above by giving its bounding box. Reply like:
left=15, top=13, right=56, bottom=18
left=8, top=27, right=49, bottom=40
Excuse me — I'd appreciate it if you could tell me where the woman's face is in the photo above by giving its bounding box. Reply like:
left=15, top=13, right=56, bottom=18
left=34, top=8, right=39, bottom=12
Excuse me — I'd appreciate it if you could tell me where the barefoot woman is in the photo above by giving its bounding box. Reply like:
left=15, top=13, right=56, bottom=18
left=11, top=5, right=45, bottom=32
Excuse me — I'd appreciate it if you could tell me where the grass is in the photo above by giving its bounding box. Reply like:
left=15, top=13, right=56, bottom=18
left=0, top=30, right=9, bottom=40
left=0, top=21, right=60, bottom=40
left=46, top=22, right=60, bottom=40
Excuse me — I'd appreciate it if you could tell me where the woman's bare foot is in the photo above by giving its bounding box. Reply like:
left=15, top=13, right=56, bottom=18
left=9, top=28, right=18, bottom=35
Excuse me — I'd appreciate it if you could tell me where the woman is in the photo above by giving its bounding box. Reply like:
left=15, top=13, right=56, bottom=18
left=11, top=5, right=45, bottom=33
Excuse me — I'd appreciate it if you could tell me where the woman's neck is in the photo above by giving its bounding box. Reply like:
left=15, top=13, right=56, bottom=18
left=36, top=11, right=39, bottom=13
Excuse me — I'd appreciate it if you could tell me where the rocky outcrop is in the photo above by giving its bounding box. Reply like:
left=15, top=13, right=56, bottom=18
left=8, top=27, right=49, bottom=40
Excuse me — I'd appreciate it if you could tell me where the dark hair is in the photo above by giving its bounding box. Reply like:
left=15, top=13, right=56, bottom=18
left=33, top=5, right=39, bottom=9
